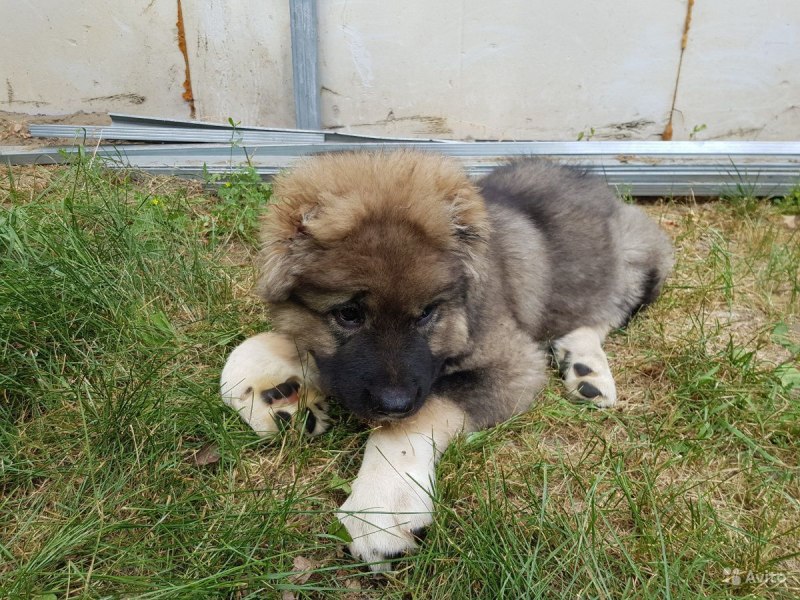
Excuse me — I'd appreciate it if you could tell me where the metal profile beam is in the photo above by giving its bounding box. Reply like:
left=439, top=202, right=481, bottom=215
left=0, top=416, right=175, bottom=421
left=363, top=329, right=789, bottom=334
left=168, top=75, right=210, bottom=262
left=289, top=0, right=321, bottom=129
left=107, top=113, right=445, bottom=142
left=5, top=140, right=800, bottom=158
left=28, top=124, right=324, bottom=145
left=11, top=140, right=800, bottom=157
left=4, top=140, right=800, bottom=196
left=109, top=112, right=316, bottom=133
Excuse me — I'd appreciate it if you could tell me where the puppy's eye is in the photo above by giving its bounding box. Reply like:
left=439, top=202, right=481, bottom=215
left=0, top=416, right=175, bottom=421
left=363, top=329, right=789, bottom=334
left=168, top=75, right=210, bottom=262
left=331, top=304, right=365, bottom=329
left=417, top=303, right=438, bottom=326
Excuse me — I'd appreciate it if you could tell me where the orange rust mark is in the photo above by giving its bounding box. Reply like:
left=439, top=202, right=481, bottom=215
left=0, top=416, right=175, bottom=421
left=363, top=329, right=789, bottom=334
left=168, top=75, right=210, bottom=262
left=662, top=0, right=695, bottom=141
left=176, top=0, right=195, bottom=119
left=662, top=116, right=673, bottom=142
left=680, top=0, right=694, bottom=50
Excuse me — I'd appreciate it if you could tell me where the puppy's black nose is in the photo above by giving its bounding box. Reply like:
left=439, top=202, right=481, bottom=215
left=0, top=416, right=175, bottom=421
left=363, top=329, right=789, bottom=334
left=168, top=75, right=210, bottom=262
left=374, top=387, right=416, bottom=416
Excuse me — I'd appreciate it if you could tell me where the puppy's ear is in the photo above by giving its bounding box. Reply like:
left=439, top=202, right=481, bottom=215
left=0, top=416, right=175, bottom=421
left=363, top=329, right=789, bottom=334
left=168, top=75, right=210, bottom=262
left=445, top=182, right=491, bottom=277
left=449, top=184, right=490, bottom=244
left=414, top=154, right=490, bottom=252
left=255, top=200, right=319, bottom=303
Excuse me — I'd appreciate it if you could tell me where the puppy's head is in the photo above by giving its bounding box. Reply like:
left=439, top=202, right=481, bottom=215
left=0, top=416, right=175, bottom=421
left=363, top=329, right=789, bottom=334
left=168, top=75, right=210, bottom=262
left=256, top=151, right=489, bottom=422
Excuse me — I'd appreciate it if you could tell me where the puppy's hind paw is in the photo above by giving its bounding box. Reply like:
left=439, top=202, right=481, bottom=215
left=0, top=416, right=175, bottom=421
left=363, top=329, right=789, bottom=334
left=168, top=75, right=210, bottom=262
left=562, top=359, right=617, bottom=408
left=552, top=327, right=618, bottom=409
left=220, top=332, right=330, bottom=436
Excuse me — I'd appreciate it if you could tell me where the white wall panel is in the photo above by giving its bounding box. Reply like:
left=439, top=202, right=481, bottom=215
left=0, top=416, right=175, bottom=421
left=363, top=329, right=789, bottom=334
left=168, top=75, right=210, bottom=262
left=0, top=1, right=187, bottom=116
left=671, top=0, right=800, bottom=140
left=182, top=0, right=296, bottom=127
left=318, top=0, right=687, bottom=140
left=1, top=0, right=798, bottom=140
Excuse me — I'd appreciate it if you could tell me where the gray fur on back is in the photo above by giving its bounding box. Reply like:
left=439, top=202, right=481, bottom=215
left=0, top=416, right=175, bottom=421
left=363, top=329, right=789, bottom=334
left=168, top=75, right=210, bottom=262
left=478, top=159, right=674, bottom=340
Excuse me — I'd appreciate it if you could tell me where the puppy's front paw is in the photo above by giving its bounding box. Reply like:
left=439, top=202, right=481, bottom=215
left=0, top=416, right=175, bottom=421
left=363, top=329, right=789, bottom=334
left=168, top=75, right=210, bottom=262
left=220, top=332, right=330, bottom=436
left=338, top=473, right=433, bottom=572
left=335, top=398, right=460, bottom=571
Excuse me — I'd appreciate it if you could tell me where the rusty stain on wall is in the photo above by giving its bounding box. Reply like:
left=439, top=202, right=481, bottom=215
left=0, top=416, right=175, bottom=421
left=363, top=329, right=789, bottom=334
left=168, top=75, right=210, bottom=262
left=662, top=0, right=695, bottom=140
left=176, top=0, right=196, bottom=119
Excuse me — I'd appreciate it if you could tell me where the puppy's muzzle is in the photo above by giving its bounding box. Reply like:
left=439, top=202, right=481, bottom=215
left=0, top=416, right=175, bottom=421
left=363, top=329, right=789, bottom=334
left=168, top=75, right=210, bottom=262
left=372, top=386, right=421, bottom=418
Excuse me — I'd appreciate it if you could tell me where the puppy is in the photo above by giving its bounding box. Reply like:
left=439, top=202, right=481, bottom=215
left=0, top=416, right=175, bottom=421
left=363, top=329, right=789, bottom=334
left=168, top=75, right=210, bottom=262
left=221, top=152, right=673, bottom=570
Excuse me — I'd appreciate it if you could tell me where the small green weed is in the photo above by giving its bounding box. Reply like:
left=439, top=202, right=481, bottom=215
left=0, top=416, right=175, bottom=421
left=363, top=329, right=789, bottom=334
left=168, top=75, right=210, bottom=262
left=689, top=123, right=707, bottom=140
left=203, top=165, right=271, bottom=244
left=617, top=186, right=637, bottom=205
left=773, top=185, right=800, bottom=215
left=721, top=186, right=760, bottom=217
left=771, top=322, right=800, bottom=391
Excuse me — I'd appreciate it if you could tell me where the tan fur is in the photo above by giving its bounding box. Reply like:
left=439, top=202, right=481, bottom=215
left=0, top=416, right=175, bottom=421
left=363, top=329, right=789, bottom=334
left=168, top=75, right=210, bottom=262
left=268, top=302, right=338, bottom=358
left=427, top=306, right=471, bottom=357
left=256, top=151, right=490, bottom=305
left=401, top=394, right=472, bottom=441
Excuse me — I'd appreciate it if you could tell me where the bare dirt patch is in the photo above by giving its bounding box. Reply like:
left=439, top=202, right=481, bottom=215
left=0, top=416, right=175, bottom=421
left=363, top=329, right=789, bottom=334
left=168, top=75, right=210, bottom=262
left=0, top=110, right=110, bottom=147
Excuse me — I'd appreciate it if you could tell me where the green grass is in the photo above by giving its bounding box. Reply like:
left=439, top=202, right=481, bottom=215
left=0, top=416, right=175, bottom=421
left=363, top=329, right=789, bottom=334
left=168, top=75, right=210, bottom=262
left=1, top=163, right=799, bottom=598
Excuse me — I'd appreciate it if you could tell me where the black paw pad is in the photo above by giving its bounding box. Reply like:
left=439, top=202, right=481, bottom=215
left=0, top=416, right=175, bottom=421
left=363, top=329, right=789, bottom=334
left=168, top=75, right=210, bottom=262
left=260, top=380, right=301, bottom=404
left=274, top=411, right=292, bottom=430
left=577, top=382, right=602, bottom=399
left=410, top=527, right=428, bottom=543
left=304, top=410, right=317, bottom=434
left=382, top=551, right=406, bottom=561
left=573, top=363, right=594, bottom=377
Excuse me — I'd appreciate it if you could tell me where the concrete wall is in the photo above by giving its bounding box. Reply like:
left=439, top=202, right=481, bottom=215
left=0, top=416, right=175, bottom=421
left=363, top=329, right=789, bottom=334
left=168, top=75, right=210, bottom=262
left=1, top=0, right=798, bottom=140
left=0, top=2, right=187, bottom=116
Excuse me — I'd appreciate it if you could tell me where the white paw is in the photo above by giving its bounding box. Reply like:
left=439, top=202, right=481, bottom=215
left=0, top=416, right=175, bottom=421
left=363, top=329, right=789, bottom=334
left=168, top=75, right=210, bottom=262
left=562, top=358, right=617, bottom=408
left=553, top=335, right=617, bottom=408
left=220, top=332, right=331, bottom=436
left=338, top=473, right=433, bottom=572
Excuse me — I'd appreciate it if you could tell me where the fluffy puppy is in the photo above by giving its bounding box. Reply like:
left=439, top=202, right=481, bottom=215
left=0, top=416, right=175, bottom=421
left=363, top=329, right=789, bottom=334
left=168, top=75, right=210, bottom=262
left=221, top=151, right=674, bottom=570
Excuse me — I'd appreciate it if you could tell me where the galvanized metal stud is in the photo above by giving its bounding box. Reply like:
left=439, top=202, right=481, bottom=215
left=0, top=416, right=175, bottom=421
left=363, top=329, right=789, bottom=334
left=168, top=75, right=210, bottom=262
left=289, top=0, right=321, bottom=130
